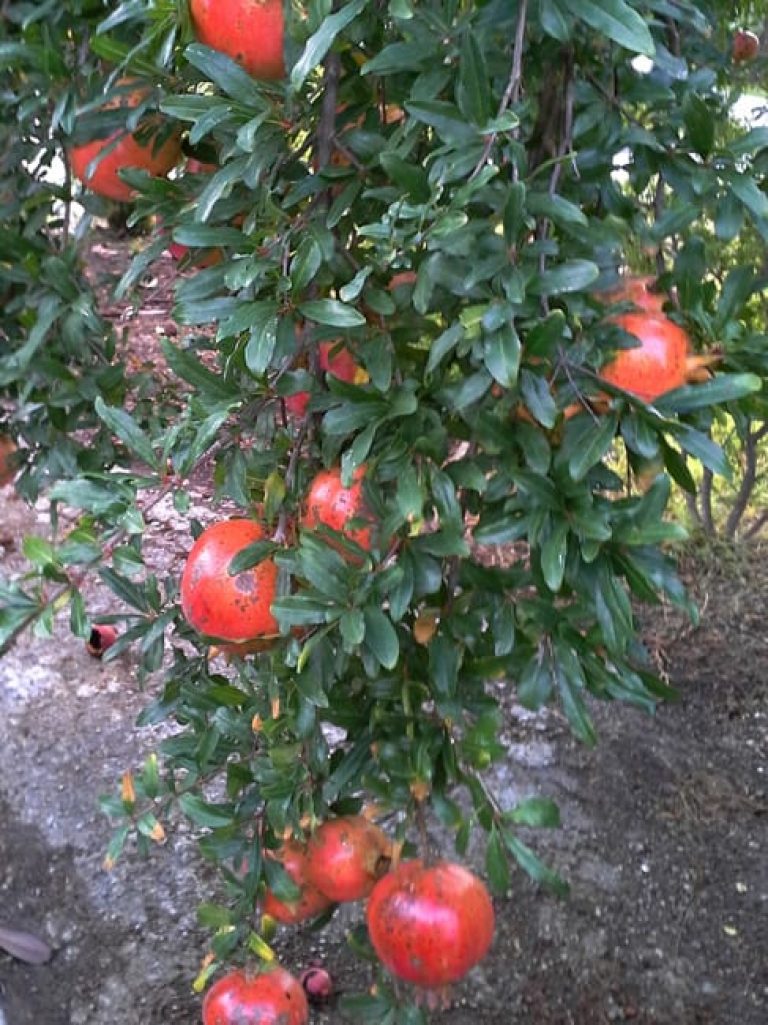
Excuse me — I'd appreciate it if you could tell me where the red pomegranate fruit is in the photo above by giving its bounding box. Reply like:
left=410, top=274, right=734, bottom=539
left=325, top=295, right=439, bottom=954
left=70, top=80, right=181, bottom=202
left=599, top=312, right=691, bottom=403
left=285, top=342, right=366, bottom=418
left=301, top=465, right=374, bottom=552
left=262, top=841, right=333, bottom=924
left=305, top=816, right=391, bottom=903
left=180, top=519, right=279, bottom=642
left=732, top=28, right=760, bottom=62
left=189, top=0, right=286, bottom=80
left=366, top=859, right=495, bottom=989
left=202, top=966, right=309, bottom=1025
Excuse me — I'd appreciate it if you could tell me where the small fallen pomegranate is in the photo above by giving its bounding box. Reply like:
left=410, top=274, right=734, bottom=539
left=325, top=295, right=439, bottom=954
left=366, top=859, right=495, bottom=990
left=305, top=815, right=391, bottom=903
left=299, top=964, right=334, bottom=1006
left=262, top=841, right=333, bottom=925
left=202, top=965, right=308, bottom=1025
left=180, top=519, right=279, bottom=643
left=86, top=623, right=119, bottom=658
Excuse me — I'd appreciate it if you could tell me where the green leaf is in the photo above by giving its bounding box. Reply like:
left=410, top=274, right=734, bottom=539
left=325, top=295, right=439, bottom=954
left=457, top=32, right=491, bottom=127
left=290, top=236, right=323, bottom=291
left=227, top=540, right=277, bottom=575
left=655, top=373, right=761, bottom=415
left=483, top=323, right=521, bottom=388
left=184, top=43, right=268, bottom=106
left=485, top=827, right=511, bottom=895
left=729, top=173, right=768, bottom=222
left=540, top=521, right=568, bottom=592
left=363, top=607, right=399, bottom=669
left=506, top=797, right=561, bottom=828
left=562, top=413, right=619, bottom=480
left=379, top=153, right=430, bottom=202
left=290, top=0, right=369, bottom=90
left=501, top=830, right=569, bottom=896
left=405, top=100, right=479, bottom=144
left=555, top=645, right=597, bottom=746
left=520, top=369, right=557, bottom=428
left=534, top=259, right=599, bottom=296
left=94, top=398, right=158, bottom=469
left=561, top=0, right=655, bottom=56
left=298, top=299, right=367, bottom=328
left=178, top=794, right=235, bottom=828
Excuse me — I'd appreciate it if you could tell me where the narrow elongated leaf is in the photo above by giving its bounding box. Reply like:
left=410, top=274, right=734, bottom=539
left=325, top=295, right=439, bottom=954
left=185, top=43, right=268, bottom=105
left=363, top=607, right=399, bottom=669
left=290, top=0, right=368, bottom=90
left=561, top=0, right=655, bottom=56
left=94, top=398, right=158, bottom=469
left=501, top=830, right=569, bottom=896
left=298, top=299, right=366, bottom=327
left=655, top=373, right=760, bottom=415
left=563, top=413, right=619, bottom=480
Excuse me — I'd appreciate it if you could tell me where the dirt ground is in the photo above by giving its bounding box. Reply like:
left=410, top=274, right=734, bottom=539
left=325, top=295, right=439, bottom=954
left=0, top=233, right=766, bottom=1025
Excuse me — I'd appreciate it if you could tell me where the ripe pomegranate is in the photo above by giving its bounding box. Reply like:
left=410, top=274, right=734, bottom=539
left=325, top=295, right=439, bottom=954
left=180, top=519, right=279, bottom=642
left=0, top=435, right=17, bottom=485
left=202, top=966, right=309, bottom=1025
left=599, top=312, right=691, bottom=403
left=285, top=342, right=366, bottom=418
left=732, top=28, right=759, bottom=62
left=305, top=816, right=391, bottom=903
left=70, top=80, right=181, bottom=202
left=302, top=466, right=374, bottom=553
left=599, top=275, right=665, bottom=314
left=190, top=0, right=285, bottom=80
left=367, top=859, right=495, bottom=989
left=86, top=624, right=119, bottom=658
left=262, top=841, right=333, bottom=924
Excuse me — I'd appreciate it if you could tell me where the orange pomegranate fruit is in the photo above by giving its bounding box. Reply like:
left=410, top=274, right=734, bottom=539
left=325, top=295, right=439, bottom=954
left=202, top=966, right=308, bottom=1025
left=305, top=816, right=391, bottom=903
left=180, top=519, right=279, bottom=642
left=70, top=80, right=181, bottom=202
left=599, top=312, right=691, bottom=403
left=599, top=275, right=665, bottom=314
left=189, top=0, right=285, bottom=80
left=262, top=841, right=333, bottom=924
left=302, top=465, right=374, bottom=552
left=285, top=342, right=366, bottom=418
left=366, top=859, right=495, bottom=989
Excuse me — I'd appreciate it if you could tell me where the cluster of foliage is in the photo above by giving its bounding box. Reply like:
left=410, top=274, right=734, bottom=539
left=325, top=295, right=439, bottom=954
left=1, top=0, right=767, bottom=1020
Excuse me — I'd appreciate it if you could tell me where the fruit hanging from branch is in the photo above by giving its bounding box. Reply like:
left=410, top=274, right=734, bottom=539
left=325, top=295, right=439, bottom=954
left=304, top=816, right=392, bottom=903
left=189, top=0, right=286, bottom=80
left=180, top=519, right=279, bottom=643
left=301, top=465, right=375, bottom=554
left=366, top=859, right=495, bottom=991
left=285, top=342, right=367, bottom=418
left=599, top=312, right=716, bottom=403
left=732, top=28, right=760, bottom=62
left=261, top=841, right=333, bottom=925
left=70, top=80, right=181, bottom=202
left=202, top=965, right=309, bottom=1025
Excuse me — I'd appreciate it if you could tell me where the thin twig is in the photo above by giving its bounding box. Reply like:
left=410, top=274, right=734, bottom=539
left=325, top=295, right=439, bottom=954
left=469, top=0, right=528, bottom=180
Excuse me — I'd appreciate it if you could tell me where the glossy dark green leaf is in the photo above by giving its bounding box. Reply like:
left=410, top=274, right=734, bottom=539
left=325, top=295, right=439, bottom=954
left=501, top=830, right=569, bottom=896
left=561, top=0, right=654, bottom=55
left=655, top=373, right=760, bottom=415
left=534, top=259, right=599, bottom=296
left=178, top=793, right=235, bottom=828
left=290, top=0, right=368, bottom=90
left=562, top=412, right=618, bottom=480
left=506, top=796, right=561, bottom=828
left=184, top=43, right=268, bottom=106
left=485, top=827, right=511, bottom=894
left=94, top=397, right=158, bottom=469
left=363, top=607, right=399, bottom=669
left=298, top=299, right=367, bottom=327
left=484, top=323, right=521, bottom=388
left=457, top=32, right=491, bottom=127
